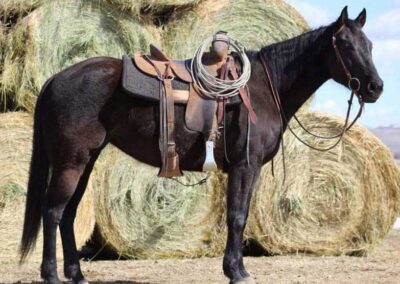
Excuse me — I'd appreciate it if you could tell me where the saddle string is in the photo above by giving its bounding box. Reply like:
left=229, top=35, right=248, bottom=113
left=171, top=173, right=210, bottom=187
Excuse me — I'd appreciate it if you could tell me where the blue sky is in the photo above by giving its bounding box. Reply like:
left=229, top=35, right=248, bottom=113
left=286, top=0, right=400, bottom=128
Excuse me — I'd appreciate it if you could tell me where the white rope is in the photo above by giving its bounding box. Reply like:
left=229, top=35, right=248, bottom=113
left=190, top=35, right=251, bottom=99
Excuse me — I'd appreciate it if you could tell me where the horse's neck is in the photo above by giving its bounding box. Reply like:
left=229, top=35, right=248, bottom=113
left=262, top=26, right=333, bottom=119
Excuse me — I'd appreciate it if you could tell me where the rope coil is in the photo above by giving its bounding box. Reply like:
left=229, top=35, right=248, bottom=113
left=190, top=35, right=251, bottom=98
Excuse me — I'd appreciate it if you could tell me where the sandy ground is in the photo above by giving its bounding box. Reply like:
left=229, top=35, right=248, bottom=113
left=1, top=229, right=400, bottom=284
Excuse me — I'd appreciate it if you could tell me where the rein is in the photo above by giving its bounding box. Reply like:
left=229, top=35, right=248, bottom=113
left=260, top=25, right=365, bottom=154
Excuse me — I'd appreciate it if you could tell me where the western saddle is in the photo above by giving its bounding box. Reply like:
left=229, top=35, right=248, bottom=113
left=123, top=31, right=256, bottom=177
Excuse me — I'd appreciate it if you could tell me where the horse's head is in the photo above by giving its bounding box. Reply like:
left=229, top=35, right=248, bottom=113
left=327, top=7, right=383, bottom=103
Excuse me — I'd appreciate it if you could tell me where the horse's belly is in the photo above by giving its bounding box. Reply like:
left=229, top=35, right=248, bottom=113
left=109, top=103, right=207, bottom=171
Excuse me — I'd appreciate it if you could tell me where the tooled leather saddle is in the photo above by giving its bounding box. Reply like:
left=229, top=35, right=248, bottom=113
left=121, top=32, right=256, bottom=177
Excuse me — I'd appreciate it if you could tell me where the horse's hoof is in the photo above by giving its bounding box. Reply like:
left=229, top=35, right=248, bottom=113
left=43, top=279, right=61, bottom=284
left=229, top=276, right=256, bottom=284
left=73, top=278, right=89, bottom=284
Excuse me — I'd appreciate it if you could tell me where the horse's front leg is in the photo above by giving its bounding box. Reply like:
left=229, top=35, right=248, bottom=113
left=223, top=164, right=260, bottom=284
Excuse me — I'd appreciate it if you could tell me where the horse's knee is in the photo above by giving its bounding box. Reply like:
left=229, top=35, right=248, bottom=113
left=227, top=212, right=246, bottom=232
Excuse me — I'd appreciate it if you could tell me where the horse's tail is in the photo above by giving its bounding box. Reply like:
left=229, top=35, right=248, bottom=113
left=19, top=78, right=53, bottom=263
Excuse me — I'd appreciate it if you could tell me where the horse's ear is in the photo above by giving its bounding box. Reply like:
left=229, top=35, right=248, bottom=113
left=337, top=6, right=348, bottom=26
left=355, top=8, right=367, bottom=27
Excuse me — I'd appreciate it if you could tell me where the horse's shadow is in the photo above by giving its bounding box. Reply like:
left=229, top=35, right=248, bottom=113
left=19, top=281, right=152, bottom=284
left=89, top=282, right=152, bottom=284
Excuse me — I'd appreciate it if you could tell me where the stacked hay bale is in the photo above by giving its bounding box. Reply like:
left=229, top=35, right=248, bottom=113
left=0, top=0, right=42, bottom=22
left=93, top=146, right=227, bottom=259
left=248, top=111, right=400, bottom=256
left=0, top=112, right=95, bottom=264
left=0, top=0, right=161, bottom=112
left=103, top=0, right=201, bottom=16
left=163, top=0, right=308, bottom=58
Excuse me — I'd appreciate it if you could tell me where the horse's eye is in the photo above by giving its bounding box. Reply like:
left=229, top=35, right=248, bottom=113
left=343, top=42, right=352, bottom=49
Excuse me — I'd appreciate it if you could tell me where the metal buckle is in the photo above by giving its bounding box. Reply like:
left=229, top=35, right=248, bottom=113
left=348, top=77, right=360, bottom=92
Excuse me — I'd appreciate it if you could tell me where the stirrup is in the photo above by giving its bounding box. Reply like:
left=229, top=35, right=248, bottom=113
left=203, top=140, right=218, bottom=171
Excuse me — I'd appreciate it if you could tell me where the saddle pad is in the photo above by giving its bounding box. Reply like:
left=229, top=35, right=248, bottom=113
left=122, top=55, right=189, bottom=103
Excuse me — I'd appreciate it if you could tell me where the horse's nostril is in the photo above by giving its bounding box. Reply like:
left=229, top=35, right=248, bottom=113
left=368, top=81, right=384, bottom=93
left=368, top=82, right=378, bottom=92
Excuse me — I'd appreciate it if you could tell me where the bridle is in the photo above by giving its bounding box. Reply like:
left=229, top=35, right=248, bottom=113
left=259, top=24, right=365, bottom=154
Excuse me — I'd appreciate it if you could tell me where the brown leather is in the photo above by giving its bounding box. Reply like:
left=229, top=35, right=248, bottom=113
left=185, top=84, right=217, bottom=135
left=216, top=61, right=229, bottom=125
left=134, top=53, right=193, bottom=83
left=228, top=58, right=257, bottom=124
left=172, top=90, right=189, bottom=102
left=150, top=44, right=170, bottom=61
left=159, top=77, right=182, bottom=177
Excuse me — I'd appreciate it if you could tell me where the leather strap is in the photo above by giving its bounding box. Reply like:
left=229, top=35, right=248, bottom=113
left=228, top=58, right=257, bottom=124
left=147, top=59, right=181, bottom=177
left=160, top=77, right=182, bottom=177
left=216, top=61, right=229, bottom=125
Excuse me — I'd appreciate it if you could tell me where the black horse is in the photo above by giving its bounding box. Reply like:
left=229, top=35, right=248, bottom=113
left=20, top=7, right=383, bottom=284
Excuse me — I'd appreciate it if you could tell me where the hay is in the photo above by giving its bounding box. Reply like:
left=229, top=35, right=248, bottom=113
left=103, top=0, right=201, bottom=17
left=0, top=0, right=42, bottom=24
left=0, top=112, right=95, bottom=264
left=0, top=0, right=309, bottom=111
left=163, top=0, right=309, bottom=59
left=248, top=111, right=400, bottom=256
left=93, top=145, right=227, bottom=259
left=0, top=0, right=160, bottom=112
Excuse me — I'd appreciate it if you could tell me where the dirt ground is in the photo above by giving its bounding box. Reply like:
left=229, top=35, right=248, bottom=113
left=1, top=229, right=400, bottom=284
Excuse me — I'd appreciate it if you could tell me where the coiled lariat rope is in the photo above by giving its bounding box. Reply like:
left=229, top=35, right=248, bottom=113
left=190, top=35, right=251, bottom=98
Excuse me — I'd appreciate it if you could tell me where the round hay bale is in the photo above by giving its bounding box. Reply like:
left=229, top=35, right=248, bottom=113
left=104, top=0, right=201, bottom=17
left=93, top=145, right=227, bottom=259
left=0, top=112, right=95, bottom=264
left=163, top=0, right=309, bottom=59
left=0, top=0, right=160, bottom=112
left=248, top=111, right=400, bottom=256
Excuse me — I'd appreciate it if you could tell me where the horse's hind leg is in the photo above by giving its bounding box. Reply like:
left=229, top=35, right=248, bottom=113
left=60, top=151, right=101, bottom=284
left=41, top=164, right=87, bottom=284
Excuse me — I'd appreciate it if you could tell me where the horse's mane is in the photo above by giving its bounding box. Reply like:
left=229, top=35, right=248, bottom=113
left=249, top=24, right=336, bottom=86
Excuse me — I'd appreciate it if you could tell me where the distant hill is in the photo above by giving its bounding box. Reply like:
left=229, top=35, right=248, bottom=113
left=370, top=127, right=400, bottom=159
